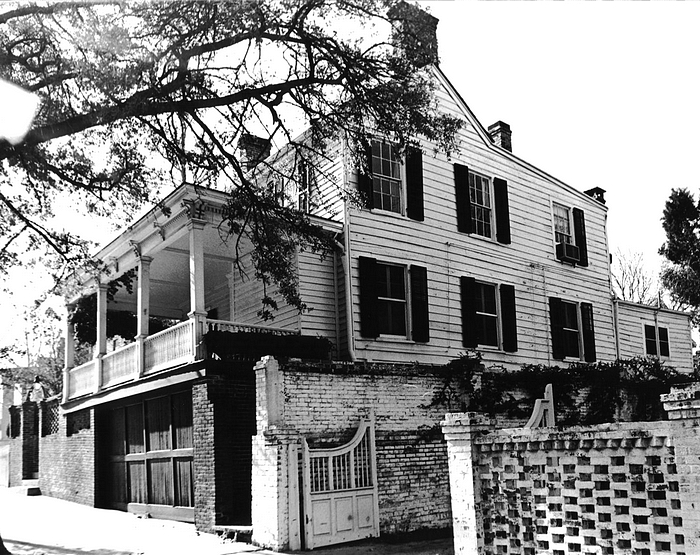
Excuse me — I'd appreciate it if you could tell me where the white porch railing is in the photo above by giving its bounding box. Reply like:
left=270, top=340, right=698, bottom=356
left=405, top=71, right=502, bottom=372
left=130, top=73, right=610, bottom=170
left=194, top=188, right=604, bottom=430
left=206, top=319, right=300, bottom=336
left=63, top=318, right=299, bottom=401
left=102, top=342, right=139, bottom=388
left=67, top=360, right=97, bottom=399
left=143, top=320, right=194, bottom=375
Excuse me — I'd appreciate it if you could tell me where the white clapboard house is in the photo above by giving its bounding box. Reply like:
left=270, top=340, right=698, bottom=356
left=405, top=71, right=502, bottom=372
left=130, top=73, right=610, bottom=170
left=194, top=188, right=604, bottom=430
left=42, top=17, right=694, bottom=550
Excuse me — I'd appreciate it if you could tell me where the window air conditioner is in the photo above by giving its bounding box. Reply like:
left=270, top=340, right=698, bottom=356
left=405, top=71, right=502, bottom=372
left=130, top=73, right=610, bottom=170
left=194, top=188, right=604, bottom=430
left=556, top=242, right=580, bottom=264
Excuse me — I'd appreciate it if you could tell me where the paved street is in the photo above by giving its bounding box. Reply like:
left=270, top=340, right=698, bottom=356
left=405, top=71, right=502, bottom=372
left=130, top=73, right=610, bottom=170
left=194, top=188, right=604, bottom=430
left=0, top=488, right=453, bottom=555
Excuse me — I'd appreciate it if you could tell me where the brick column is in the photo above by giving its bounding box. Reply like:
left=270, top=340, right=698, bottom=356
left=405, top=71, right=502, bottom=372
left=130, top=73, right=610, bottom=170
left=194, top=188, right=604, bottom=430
left=441, top=412, right=493, bottom=555
left=251, top=356, right=302, bottom=551
left=662, top=382, right=700, bottom=552
left=193, top=364, right=255, bottom=533
left=21, top=401, right=39, bottom=480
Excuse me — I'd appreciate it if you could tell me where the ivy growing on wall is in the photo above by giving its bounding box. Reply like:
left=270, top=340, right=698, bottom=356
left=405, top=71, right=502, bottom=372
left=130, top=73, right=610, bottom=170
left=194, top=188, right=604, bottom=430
left=432, top=353, right=690, bottom=425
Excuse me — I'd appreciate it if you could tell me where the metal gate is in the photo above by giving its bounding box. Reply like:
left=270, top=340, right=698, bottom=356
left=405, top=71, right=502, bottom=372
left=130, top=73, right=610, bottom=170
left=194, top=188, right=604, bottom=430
left=301, top=420, right=379, bottom=550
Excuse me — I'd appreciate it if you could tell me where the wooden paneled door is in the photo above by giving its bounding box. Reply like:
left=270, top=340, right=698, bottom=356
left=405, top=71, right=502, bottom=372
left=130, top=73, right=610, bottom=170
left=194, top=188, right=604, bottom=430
left=301, top=421, right=379, bottom=549
left=99, top=390, right=194, bottom=522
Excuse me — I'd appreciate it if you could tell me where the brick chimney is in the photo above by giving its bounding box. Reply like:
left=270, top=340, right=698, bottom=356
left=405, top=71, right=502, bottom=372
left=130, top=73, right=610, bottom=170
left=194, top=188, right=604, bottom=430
left=238, top=133, right=271, bottom=172
left=584, top=187, right=606, bottom=204
left=388, top=1, right=439, bottom=67
left=488, top=121, right=512, bottom=152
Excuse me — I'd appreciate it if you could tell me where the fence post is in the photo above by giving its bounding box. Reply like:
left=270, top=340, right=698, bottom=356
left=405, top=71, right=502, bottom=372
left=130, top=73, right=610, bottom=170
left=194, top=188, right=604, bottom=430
left=662, top=382, right=700, bottom=552
left=442, top=412, right=493, bottom=555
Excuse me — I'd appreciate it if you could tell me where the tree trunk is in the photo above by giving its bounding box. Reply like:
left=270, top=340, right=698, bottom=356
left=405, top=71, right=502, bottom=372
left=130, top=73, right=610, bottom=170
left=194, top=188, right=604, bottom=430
left=0, top=533, right=11, bottom=555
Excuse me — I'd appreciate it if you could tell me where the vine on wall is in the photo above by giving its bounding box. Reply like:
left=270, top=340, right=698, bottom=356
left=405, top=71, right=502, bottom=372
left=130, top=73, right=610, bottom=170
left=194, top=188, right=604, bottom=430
left=431, top=353, right=690, bottom=425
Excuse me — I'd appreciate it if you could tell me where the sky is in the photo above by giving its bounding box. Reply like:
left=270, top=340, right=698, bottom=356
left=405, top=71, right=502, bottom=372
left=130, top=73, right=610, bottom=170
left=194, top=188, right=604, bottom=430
left=419, top=0, right=700, bottom=275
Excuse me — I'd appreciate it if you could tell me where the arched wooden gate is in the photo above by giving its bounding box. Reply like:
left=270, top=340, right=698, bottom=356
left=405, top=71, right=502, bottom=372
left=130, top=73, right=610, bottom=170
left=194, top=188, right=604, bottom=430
left=301, top=420, right=380, bottom=549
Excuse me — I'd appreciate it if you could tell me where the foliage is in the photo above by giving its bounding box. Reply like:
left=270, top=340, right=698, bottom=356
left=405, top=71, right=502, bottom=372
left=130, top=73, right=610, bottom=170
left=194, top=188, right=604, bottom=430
left=611, top=249, right=661, bottom=305
left=0, top=1, right=462, bottom=319
left=69, top=269, right=178, bottom=344
left=431, top=355, right=689, bottom=425
left=659, top=188, right=700, bottom=325
left=204, top=330, right=332, bottom=360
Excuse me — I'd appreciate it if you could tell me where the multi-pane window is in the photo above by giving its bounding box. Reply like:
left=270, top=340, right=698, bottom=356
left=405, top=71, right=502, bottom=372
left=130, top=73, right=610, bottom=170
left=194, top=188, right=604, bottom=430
left=561, top=301, right=581, bottom=358
left=474, top=282, right=499, bottom=347
left=376, top=263, right=407, bottom=336
left=297, top=159, right=313, bottom=212
left=553, top=203, right=572, bottom=244
left=645, top=324, right=670, bottom=357
left=469, top=172, right=492, bottom=238
left=371, top=141, right=402, bottom=213
left=550, top=297, right=596, bottom=362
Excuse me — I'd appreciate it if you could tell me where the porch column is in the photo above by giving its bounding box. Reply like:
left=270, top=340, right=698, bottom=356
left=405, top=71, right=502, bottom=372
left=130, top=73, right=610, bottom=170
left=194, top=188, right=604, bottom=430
left=188, top=217, right=207, bottom=359
left=136, top=257, right=152, bottom=377
left=94, top=283, right=108, bottom=393
left=62, top=303, right=75, bottom=403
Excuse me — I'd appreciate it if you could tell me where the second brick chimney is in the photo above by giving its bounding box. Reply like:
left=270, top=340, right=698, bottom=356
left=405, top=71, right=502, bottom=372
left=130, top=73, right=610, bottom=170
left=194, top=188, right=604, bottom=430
left=238, top=133, right=271, bottom=172
left=488, top=121, right=512, bottom=153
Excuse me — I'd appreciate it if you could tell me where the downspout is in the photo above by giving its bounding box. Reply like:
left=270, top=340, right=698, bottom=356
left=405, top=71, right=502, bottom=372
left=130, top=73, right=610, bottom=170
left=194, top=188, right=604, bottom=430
left=613, top=297, right=620, bottom=360
left=340, top=206, right=357, bottom=361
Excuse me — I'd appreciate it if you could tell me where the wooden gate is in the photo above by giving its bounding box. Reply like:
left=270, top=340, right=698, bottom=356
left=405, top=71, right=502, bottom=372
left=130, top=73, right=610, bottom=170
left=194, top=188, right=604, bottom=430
left=301, top=420, right=379, bottom=550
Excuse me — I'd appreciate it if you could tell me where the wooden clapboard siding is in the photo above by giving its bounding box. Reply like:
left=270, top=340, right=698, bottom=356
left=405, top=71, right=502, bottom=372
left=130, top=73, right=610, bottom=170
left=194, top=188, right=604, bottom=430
left=615, top=300, right=693, bottom=374
left=343, top=69, right=618, bottom=368
left=310, top=139, right=346, bottom=222
left=231, top=249, right=298, bottom=329
left=205, top=281, right=231, bottom=321
left=297, top=249, right=339, bottom=343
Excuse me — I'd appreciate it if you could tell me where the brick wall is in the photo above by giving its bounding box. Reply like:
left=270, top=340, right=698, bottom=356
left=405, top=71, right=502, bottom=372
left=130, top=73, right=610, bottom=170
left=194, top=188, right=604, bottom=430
left=38, top=404, right=95, bottom=506
left=7, top=406, right=22, bottom=486
left=443, top=385, right=700, bottom=555
left=252, top=358, right=454, bottom=549
left=193, top=360, right=256, bottom=532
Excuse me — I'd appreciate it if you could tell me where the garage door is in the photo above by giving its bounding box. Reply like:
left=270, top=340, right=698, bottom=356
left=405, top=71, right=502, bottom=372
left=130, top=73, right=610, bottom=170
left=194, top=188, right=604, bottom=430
left=100, top=390, right=194, bottom=522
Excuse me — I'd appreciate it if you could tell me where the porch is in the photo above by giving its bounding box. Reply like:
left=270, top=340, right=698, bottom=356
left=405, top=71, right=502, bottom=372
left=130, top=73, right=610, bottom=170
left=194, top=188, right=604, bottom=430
left=64, top=319, right=297, bottom=402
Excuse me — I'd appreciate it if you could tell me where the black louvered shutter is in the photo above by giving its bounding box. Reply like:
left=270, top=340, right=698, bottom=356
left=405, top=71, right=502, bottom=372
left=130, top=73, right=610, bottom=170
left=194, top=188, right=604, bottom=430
left=358, top=256, right=378, bottom=338
left=659, top=327, right=670, bottom=357
left=357, top=141, right=374, bottom=209
left=493, top=177, right=511, bottom=245
left=454, top=163, right=472, bottom=233
left=461, top=276, right=477, bottom=348
left=500, top=284, right=518, bottom=352
left=410, top=265, right=429, bottom=342
left=573, top=208, right=588, bottom=266
left=549, top=297, right=566, bottom=360
left=580, top=302, right=596, bottom=362
left=406, top=147, right=424, bottom=221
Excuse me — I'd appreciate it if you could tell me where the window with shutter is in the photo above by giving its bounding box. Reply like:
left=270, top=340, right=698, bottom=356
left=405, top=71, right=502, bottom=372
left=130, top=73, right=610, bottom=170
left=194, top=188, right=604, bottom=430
left=358, top=257, right=429, bottom=341
left=553, top=203, right=589, bottom=266
left=357, top=140, right=424, bottom=220
left=549, top=298, right=596, bottom=361
left=461, top=277, right=518, bottom=351
left=454, top=164, right=511, bottom=243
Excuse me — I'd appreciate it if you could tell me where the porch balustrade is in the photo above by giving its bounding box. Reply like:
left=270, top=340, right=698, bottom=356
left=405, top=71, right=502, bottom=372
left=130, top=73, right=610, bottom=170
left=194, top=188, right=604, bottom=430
left=102, top=342, right=139, bottom=388
left=63, top=319, right=299, bottom=401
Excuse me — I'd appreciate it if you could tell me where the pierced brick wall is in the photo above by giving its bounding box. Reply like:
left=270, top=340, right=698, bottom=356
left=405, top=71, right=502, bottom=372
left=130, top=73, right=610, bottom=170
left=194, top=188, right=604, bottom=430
left=38, top=406, right=95, bottom=505
left=443, top=395, right=700, bottom=555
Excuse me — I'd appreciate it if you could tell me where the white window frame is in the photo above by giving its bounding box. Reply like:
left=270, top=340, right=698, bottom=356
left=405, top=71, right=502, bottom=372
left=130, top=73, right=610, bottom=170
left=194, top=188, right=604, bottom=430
left=643, top=322, right=670, bottom=358
left=370, top=139, right=405, bottom=215
left=375, top=262, right=409, bottom=338
left=561, top=300, right=584, bottom=360
left=297, top=160, right=313, bottom=212
left=474, top=280, right=502, bottom=349
left=552, top=202, right=573, bottom=246
left=469, top=171, right=494, bottom=239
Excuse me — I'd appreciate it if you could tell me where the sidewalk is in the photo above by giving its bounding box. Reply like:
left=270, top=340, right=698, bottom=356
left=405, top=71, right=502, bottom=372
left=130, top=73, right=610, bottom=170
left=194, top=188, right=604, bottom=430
left=0, top=488, right=453, bottom=555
